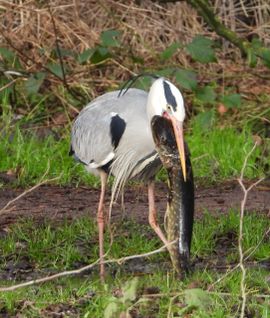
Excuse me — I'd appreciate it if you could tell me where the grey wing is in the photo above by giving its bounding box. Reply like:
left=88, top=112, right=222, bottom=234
left=70, top=89, right=149, bottom=172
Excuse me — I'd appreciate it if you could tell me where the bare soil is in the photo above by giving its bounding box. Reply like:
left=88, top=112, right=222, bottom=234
left=0, top=180, right=269, bottom=228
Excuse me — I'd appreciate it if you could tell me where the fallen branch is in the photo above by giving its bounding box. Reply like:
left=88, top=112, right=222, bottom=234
left=0, top=240, right=175, bottom=292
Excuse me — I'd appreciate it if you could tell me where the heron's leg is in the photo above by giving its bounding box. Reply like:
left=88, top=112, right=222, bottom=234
left=148, top=181, right=168, bottom=246
left=97, top=171, right=107, bottom=281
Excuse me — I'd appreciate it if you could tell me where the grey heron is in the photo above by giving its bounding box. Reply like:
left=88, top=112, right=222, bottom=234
left=70, top=77, right=187, bottom=279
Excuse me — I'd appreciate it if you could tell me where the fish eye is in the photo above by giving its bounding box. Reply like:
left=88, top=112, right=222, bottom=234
left=160, top=135, right=166, bottom=143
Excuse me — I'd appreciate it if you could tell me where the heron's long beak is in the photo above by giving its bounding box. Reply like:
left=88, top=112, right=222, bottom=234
left=168, top=115, right=187, bottom=181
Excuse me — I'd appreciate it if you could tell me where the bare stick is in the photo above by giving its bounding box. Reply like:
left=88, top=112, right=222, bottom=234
left=209, top=144, right=265, bottom=297
left=237, top=142, right=264, bottom=318
left=0, top=78, right=19, bottom=92
left=0, top=241, right=175, bottom=292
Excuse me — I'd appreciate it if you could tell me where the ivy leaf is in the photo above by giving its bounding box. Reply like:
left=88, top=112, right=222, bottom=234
left=0, top=47, right=16, bottom=61
left=160, top=42, right=182, bottom=60
left=0, top=47, right=21, bottom=68
left=77, top=48, right=95, bottom=64
left=184, top=288, right=212, bottom=309
left=175, top=69, right=197, bottom=90
left=195, top=86, right=216, bottom=103
left=251, top=37, right=263, bottom=49
left=47, top=63, right=66, bottom=79
left=156, top=67, right=174, bottom=77
left=186, top=35, right=216, bottom=63
left=135, top=77, right=152, bottom=90
left=194, top=110, right=215, bottom=131
left=260, top=48, right=270, bottom=68
left=221, top=93, right=242, bottom=108
left=25, top=72, right=46, bottom=95
left=53, top=48, right=75, bottom=58
left=100, top=29, right=121, bottom=47
left=90, top=47, right=110, bottom=64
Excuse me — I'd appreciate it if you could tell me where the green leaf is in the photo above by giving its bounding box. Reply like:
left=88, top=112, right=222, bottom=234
left=251, top=37, right=263, bottom=49
left=221, top=93, right=242, bottom=108
left=184, top=288, right=212, bottom=309
left=260, top=48, right=270, bottom=68
left=156, top=67, right=174, bottom=77
left=47, top=63, right=65, bottom=79
left=175, top=69, right=197, bottom=90
left=90, top=47, right=110, bottom=64
left=247, top=48, right=257, bottom=68
left=25, top=72, right=46, bottom=95
left=160, top=42, right=182, bottom=60
left=186, top=35, right=216, bottom=63
left=135, top=77, right=152, bottom=90
left=53, top=48, right=75, bottom=58
left=0, top=47, right=21, bottom=69
left=122, top=278, right=138, bottom=303
left=0, top=47, right=16, bottom=61
left=100, top=29, right=121, bottom=47
left=77, top=48, right=95, bottom=64
left=195, top=86, right=216, bottom=103
left=194, top=110, right=215, bottom=131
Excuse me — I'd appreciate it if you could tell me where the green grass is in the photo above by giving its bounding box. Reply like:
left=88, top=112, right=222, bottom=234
left=0, top=126, right=98, bottom=187
left=186, top=124, right=263, bottom=182
left=0, top=121, right=265, bottom=188
left=0, top=211, right=269, bottom=317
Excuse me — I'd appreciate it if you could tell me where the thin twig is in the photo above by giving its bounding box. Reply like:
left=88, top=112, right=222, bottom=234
left=209, top=143, right=265, bottom=304
left=237, top=142, right=263, bottom=318
left=0, top=78, right=20, bottom=92
left=0, top=241, right=175, bottom=292
left=47, top=5, right=85, bottom=103
left=47, top=5, right=68, bottom=90
left=0, top=164, right=61, bottom=216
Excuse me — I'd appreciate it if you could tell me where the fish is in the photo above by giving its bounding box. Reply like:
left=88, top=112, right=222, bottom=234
left=151, top=115, right=194, bottom=275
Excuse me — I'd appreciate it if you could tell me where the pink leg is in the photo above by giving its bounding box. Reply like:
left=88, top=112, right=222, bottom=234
left=97, top=171, right=107, bottom=281
left=148, top=182, right=168, bottom=246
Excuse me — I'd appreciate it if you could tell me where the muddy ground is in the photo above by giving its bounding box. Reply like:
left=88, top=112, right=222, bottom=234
left=0, top=180, right=269, bottom=227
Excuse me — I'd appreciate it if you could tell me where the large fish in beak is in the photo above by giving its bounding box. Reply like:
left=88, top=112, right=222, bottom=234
left=162, top=111, right=187, bottom=181
left=151, top=115, right=194, bottom=275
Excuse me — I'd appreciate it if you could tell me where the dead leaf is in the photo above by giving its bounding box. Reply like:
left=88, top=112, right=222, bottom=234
left=217, top=103, right=228, bottom=115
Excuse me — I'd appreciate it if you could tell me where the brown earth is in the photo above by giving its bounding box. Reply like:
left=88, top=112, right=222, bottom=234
left=0, top=180, right=269, bottom=228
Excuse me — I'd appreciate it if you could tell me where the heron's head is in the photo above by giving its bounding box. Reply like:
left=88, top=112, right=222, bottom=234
left=147, top=78, right=187, bottom=181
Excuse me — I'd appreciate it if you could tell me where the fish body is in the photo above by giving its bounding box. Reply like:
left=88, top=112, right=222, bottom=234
left=151, top=115, right=194, bottom=274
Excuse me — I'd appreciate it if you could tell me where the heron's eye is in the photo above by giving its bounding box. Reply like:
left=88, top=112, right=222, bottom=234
left=167, top=104, right=172, bottom=112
